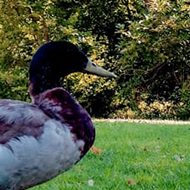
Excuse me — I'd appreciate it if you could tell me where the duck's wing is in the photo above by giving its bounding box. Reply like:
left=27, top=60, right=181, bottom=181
left=0, top=99, right=49, bottom=145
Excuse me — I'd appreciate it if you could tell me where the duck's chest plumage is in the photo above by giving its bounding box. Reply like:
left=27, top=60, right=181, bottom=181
left=0, top=88, right=95, bottom=190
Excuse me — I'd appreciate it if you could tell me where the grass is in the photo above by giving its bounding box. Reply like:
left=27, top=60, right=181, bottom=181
left=31, top=122, right=190, bottom=190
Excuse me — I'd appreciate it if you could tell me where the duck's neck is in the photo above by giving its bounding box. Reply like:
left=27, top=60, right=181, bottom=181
left=29, top=76, right=61, bottom=99
left=29, top=51, right=66, bottom=98
left=29, top=65, right=73, bottom=99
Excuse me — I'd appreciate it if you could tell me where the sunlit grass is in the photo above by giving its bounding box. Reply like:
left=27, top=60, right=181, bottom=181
left=31, top=122, right=190, bottom=190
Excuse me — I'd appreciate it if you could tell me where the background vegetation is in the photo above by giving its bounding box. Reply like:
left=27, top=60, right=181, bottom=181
left=0, top=0, right=190, bottom=120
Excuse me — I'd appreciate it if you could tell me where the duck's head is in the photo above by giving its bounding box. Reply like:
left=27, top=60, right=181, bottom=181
left=29, top=41, right=116, bottom=97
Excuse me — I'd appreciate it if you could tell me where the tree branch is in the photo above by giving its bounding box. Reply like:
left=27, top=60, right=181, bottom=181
left=41, top=15, right=50, bottom=42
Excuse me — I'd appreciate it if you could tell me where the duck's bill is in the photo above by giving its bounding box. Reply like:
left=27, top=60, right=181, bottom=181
left=83, top=59, right=117, bottom=78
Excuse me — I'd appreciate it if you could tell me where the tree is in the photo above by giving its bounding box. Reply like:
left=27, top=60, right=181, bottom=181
left=117, top=0, right=190, bottom=118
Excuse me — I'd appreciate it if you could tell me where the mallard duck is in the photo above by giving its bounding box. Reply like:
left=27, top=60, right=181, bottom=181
left=0, top=41, right=116, bottom=190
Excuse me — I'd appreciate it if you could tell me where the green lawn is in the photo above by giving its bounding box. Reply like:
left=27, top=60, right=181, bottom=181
left=31, top=122, right=190, bottom=190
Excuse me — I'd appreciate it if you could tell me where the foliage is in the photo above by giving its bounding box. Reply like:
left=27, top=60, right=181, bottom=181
left=138, top=100, right=183, bottom=119
left=117, top=0, right=190, bottom=119
left=0, top=0, right=190, bottom=119
left=177, top=82, right=190, bottom=120
left=0, top=0, right=53, bottom=100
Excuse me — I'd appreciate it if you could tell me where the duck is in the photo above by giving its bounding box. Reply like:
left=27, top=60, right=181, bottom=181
left=0, top=41, right=116, bottom=190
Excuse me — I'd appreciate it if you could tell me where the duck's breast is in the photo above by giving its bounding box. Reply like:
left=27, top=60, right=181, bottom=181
left=0, top=100, right=84, bottom=190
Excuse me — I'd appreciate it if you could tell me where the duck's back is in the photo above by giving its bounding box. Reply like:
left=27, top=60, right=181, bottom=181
left=0, top=100, right=47, bottom=144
